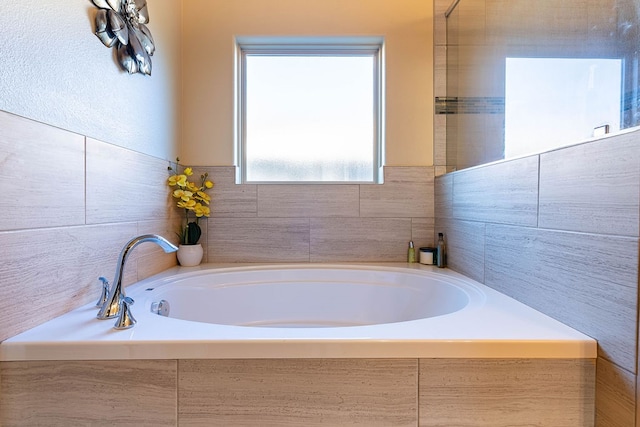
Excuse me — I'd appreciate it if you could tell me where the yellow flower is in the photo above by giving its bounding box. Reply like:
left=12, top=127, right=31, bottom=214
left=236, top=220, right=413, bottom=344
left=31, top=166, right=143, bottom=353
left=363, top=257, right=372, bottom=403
left=186, top=181, right=199, bottom=192
left=173, top=189, right=193, bottom=201
left=194, top=203, right=210, bottom=217
left=183, top=167, right=193, bottom=176
left=177, top=199, right=197, bottom=209
left=204, top=180, right=213, bottom=189
left=168, top=174, right=187, bottom=187
left=196, top=191, right=211, bottom=204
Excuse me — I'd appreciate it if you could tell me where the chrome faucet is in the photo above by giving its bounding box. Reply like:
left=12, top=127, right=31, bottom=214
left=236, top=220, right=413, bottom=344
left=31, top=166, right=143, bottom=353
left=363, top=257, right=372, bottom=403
left=97, top=234, right=178, bottom=323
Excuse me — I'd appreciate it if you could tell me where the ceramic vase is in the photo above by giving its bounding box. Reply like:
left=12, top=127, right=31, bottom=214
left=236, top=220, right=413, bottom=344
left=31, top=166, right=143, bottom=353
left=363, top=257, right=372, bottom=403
left=177, top=244, right=203, bottom=266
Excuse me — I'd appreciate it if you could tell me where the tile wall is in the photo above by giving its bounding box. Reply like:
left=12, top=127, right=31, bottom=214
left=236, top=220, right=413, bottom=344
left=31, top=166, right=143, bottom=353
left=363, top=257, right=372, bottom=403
left=0, top=110, right=180, bottom=342
left=201, top=166, right=436, bottom=263
left=435, top=128, right=640, bottom=426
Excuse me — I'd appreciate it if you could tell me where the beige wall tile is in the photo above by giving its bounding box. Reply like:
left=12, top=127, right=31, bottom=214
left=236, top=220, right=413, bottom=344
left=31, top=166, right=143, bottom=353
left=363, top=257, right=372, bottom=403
left=437, top=219, right=485, bottom=282
left=485, top=225, right=638, bottom=372
left=0, top=114, right=178, bottom=341
left=434, top=166, right=448, bottom=177
left=434, top=0, right=449, bottom=46
left=258, top=184, right=359, bottom=217
left=361, top=167, right=434, bottom=218
left=1, top=360, right=177, bottom=426
left=208, top=218, right=310, bottom=262
left=434, top=114, right=447, bottom=166
left=434, top=174, right=453, bottom=219
left=434, top=46, right=447, bottom=96
left=419, top=358, right=595, bottom=426
left=412, top=217, right=436, bottom=249
left=203, top=166, right=257, bottom=218
left=453, top=156, right=538, bottom=226
left=179, top=359, right=417, bottom=427
left=86, top=138, right=171, bottom=225
left=539, top=131, right=640, bottom=237
left=0, top=110, right=85, bottom=231
left=310, top=218, right=412, bottom=262
left=0, top=224, right=140, bottom=341
left=596, top=357, right=636, bottom=426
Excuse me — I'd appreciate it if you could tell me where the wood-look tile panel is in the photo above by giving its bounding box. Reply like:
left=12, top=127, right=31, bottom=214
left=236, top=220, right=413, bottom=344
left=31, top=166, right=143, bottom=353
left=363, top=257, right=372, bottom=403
left=419, top=358, right=595, bottom=427
left=203, top=166, right=257, bottom=218
left=0, top=111, right=85, bottom=231
left=596, top=357, right=635, bottom=426
left=452, top=156, right=539, bottom=226
left=485, top=224, right=638, bottom=372
left=0, top=224, right=138, bottom=341
left=258, top=184, right=359, bottom=217
left=360, top=167, right=434, bottom=218
left=434, top=46, right=447, bottom=97
left=437, top=219, right=485, bottom=283
left=179, top=359, right=417, bottom=427
left=434, top=114, right=447, bottom=166
left=310, top=218, right=412, bottom=262
left=1, top=360, right=177, bottom=426
left=539, top=131, right=640, bottom=237
left=86, top=138, right=171, bottom=224
left=411, top=217, right=436, bottom=249
left=208, top=218, right=310, bottom=262
left=434, top=173, right=453, bottom=219
left=434, top=0, right=448, bottom=46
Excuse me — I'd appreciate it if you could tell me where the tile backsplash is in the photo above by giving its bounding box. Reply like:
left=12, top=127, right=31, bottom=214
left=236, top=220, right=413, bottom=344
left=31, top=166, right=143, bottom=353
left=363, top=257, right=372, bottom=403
left=202, top=166, right=435, bottom=263
left=0, top=111, right=179, bottom=342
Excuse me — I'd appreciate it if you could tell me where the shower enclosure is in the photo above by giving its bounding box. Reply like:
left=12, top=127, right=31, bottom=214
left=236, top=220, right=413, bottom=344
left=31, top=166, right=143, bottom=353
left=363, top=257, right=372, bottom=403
left=443, top=0, right=640, bottom=171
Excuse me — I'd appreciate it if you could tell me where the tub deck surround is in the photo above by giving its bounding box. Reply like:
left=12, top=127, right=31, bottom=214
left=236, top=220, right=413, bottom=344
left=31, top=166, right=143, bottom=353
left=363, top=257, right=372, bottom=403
left=0, top=264, right=595, bottom=361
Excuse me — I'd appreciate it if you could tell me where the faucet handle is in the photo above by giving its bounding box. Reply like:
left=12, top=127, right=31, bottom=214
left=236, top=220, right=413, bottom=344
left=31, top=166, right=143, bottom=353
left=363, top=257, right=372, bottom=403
left=114, top=296, right=137, bottom=330
left=96, top=277, right=110, bottom=308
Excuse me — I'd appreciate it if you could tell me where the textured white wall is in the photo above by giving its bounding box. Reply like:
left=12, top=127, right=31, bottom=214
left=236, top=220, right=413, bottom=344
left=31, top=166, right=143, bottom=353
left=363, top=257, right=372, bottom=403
left=0, top=0, right=181, bottom=159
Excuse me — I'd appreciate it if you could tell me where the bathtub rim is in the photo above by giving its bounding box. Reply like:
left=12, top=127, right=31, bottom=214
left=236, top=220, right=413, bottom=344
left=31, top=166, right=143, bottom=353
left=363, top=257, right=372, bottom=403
left=0, top=263, right=597, bottom=361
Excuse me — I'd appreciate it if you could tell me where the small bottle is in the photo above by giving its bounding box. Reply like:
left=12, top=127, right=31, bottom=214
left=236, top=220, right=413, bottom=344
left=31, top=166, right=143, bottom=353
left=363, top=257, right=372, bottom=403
left=436, top=233, right=446, bottom=268
left=407, top=241, right=416, bottom=263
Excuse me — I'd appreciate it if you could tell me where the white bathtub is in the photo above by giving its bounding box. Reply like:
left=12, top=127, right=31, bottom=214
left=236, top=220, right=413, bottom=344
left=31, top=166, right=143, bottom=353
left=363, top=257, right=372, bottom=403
left=148, top=265, right=474, bottom=327
left=0, top=264, right=596, bottom=361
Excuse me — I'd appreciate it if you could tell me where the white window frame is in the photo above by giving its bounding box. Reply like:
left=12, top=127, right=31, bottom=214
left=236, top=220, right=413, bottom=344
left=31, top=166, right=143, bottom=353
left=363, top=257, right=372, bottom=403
left=234, top=36, right=385, bottom=184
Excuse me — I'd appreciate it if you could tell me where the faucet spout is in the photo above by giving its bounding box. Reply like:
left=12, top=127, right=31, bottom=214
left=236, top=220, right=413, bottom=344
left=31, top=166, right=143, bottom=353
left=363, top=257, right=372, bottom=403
left=97, top=234, right=178, bottom=320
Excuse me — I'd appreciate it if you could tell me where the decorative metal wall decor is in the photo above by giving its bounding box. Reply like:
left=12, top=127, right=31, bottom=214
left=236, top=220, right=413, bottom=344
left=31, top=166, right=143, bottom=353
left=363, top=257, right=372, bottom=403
left=92, top=0, right=155, bottom=76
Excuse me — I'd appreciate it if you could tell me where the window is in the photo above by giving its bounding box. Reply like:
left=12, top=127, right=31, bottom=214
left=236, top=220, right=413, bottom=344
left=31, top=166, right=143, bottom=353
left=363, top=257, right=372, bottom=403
left=235, top=37, right=384, bottom=183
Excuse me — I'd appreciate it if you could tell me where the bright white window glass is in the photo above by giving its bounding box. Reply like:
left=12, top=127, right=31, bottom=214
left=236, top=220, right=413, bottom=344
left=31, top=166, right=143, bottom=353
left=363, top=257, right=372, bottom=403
left=505, top=58, right=622, bottom=158
left=239, top=46, right=381, bottom=183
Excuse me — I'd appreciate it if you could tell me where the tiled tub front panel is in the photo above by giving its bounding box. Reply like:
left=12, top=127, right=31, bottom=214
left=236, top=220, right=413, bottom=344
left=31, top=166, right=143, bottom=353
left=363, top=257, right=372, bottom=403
left=0, top=358, right=595, bottom=427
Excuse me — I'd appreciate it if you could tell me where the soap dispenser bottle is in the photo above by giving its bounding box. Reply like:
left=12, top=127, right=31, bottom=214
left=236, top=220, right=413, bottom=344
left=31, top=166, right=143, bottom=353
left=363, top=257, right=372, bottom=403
left=436, top=233, right=446, bottom=268
left=408, top=241, right=416, bottom=263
